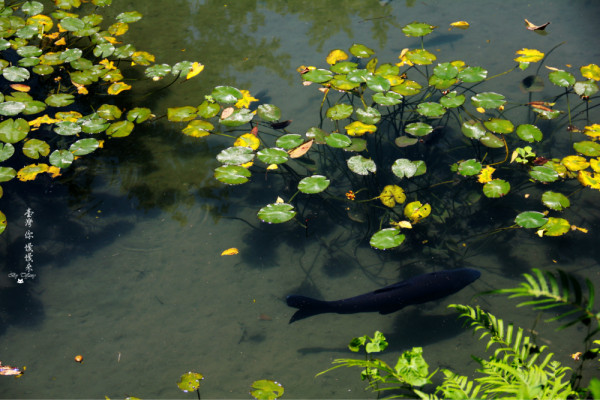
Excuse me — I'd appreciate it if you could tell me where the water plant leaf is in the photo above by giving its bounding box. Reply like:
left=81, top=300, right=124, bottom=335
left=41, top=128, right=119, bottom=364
left=395, top=136, right=418, bottom=147
left=0, top=101, right=26, bottom=116
left=392, top=158, right=418, bottom=178
left=250, top=379, right=284, bottom=400
left=0, top=143, right=14, bottom=162
left=23, top=138, right=49, bottom=159
left=298, top=175, right=330, bottom=194
left=577, top=170, right=600, bottom=189
left=69, top=138, right=99, bottom=156
left=404, top=201, right=431, bottom=223
left=394, top=347, right=431, bottom=387
left=214, top=165, right=251, bottom=185
left=167, top=106, right=198, bottom=122
left=196, top=101, right=220, bottom=119
left=273, top=134, right=302, bottom=150
left=355, top=107, right=381, bottom=125
left=405, top=122, right=433, bottom=137
left=483, top=179, right=510, bottom=198
left=539, top=217, right=570, bottom=236
left=515, top=211, right=547, bottom=228
left=326, top=49, right=348, bottom=65
left=405, top=49, right=436, bottom=65
left=221, top=248, right=239, bottom=256
left=302, top=68, right=332, bottom=83
left=372, top=91, right=402, bottom=106
left=457, top=159, right=482, bottom=176
left=562, top=155, right=589, bottom=171
left=461, top=120, right=486, bottom=140
left=347, top=155, right=376, bottom=175
left=365, top=74, right=390, bottom=92
left=330, top=61, right=357, bottom=74
left=574, top=80, right=599, bottom=97
left=514, top=48, right=544, bottom=63
left=391, top=79, right=422, bottom=96
left=584, top=124, right=600, bottom=139
left=106, top=120, right=134, bottom=137
left=433, top=62, right=459, bottom=79
left=402, top=22, right=435, bottom=37
left=345, top=121, right=376, bottom=136
left=54, top=121, right=81, bottom=136
left=516, top=124, right=543, bottom=142
left=0, top=211, right=5, bottom=234
left=379, top=185, right=406, bottom=208
left=440, top=91, right=465, bottom=108
left=370, top=228, right=405, bottom=250
left=177, top=372, right=203, bottom=393
left=529, top=165, right=559, bottom=182
left=349, top=43, right=375, bottom=58
left=471, top=92, right=506, bottom=109
left=216, top=146, right=254, bottom=166
left=257, top=148, right=288, bottom=164
left=288, top=139, right=314, bottom=157
left=548, top=70, right=575, bottom=87
left=49, top=149, right=73, bottom=168
left=234, top=133, right=260, bottom=150
left=581, top=64, right=600, bottom=81
left=325, top=133, right=352, bottom=148
left=416, top=102, right=445, bottom=118
left=127, top=107, right=152, bottom=123
left=0, top=167, right=16, bottom=182
left=541, top=191, right=570, bottom=211
left=0, top=118, right=29, bottom=143
left=326, top=104, right=353, bottom=120
left=256, top=104, right=281, bottom=122
left=258, top=203, right=296, bottom=224
left=220, top=108, right=254, bottom=127
left=573, top=140, right=600, bottom=157
left=458, top=66, right=487, bottom=82
left=2, top=66, right=30, bottom=83
left=211, top=86, right=243, bottom=104
left=484, top=118, right=514, bottom=134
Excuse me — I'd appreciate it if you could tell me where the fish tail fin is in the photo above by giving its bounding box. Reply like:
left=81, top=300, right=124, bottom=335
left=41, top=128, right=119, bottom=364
left=286, top=295, right=329, bottom=323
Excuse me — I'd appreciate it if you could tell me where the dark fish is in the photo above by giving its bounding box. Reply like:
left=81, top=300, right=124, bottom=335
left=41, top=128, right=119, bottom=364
left=286, top=268, right=480, bottom=323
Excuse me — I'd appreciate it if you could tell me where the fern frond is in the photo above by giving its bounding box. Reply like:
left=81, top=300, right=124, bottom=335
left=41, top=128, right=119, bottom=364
left=487, top=268, right=600, bottom=333
left=435, top=369, right=482, bottom=400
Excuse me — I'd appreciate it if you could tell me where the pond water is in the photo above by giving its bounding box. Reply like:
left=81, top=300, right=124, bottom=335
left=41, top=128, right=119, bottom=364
left=1, top=0, right=600, bottom=398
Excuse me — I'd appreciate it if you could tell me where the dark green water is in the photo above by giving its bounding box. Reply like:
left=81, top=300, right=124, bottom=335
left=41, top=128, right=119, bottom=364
left=1, top=0, right=600, bottom=398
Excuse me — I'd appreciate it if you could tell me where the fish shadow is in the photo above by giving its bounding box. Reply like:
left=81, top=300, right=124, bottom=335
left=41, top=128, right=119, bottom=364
left=386, top=307, right=466, bottom=348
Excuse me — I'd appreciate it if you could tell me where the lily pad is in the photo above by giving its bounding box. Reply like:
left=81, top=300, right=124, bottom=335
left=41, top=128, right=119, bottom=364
left=258, top=203, right=296, bottom=224
left=440, top=91, right=465, bottom=108
left=395, top=136, right=418, bottom=147
left=214, top=165, right=251, bottom=185
left=372, top=91, right=402, bottom=106
left=355, top=107, right=381, bottom=125
left=257, top=104, right=281, bottom=122
left=326, top=104, right=353, bottom=120
left=0, top=143, right=15, bottom=162
left=433, top=62, right=459, bottom=79
left=458, top=66, right=487, bottom=82
left=3, top=66, right=30, bottom=82
left=347, top=155, right=376, bottom=175
left=516, top=124, right=543, bottom=142
left=197, top=101, right=220, bottom=118
left=250, top=379, right=284, bottom=400
left=540, top=217, right=570, bottom=237
left=515, top=211, right=547, bottom=228
left=416, top=102, right=445, bottom=118
left=483, top=179, right=510, bottom=198
left=365, top=74, right=390, bottom=92
left=574, top=140, right=600, bottom=157
left=0, top=167, right=16, bottom=182
left=49, top=149, right=74, bottom=168
left=220, top=108, right=254, bottom=127
left=325, top=133, right=351, bottom=148
left=177, top=372, right=204, bottom=393
left=23, top=138, right=49, bottom=159
left=471, top=92, right=506, bottom=109
left=302, top=68, right=333, bottom=83
left=370, top=228, right=406, bottom=250
left=541, top=191, right=570, bottom=211
left=216, top=146, right=254, bottom=166
left=548, top=70, right=575, bottom=87
left=392, top=158, right=417, bottom=178
left=480, top=132, right=504, bottom=148
left=461, top=120, right=486, bottom=140
left=402, top=22, right=435, bottom=37
left=529, top=165, right=559, bottom=182
left=0, top=118, right=29, bottom=143
left=69, top=138, right=99, bottom=156
left=484, top=118, right=514, bottom=134
left=349, top=43, right=375, bottom=58
left=457, top=159, right=482, bottom=176
left=0, top=101, right=26, bottom=116
left=257, top=148, right=288, bottom=164
left=298, top=175, right=330, bottom=194
left=405, top=122, right=433, bottom=137
left=276, top=134, right=303, bottom=150
left=211, top=86, right=242, bottom=104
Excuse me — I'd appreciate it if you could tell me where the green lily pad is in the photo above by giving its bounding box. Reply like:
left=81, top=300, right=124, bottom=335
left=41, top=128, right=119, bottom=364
left=484, top=118, right=514, bottom=134
left=250, top=379, right=284, bottom=400
left=94, top=43, right=115, bottom=58
left=127, top=107, right=153, bottom=123
left=440, top=91, right=465, bottom=108
left=325, top=133, right=351, bottom=148
left=45, top=93, right=74, bottom=107
left=372, top=91, right=402, bottom=106
left=457, top=159, right=482, bottom=176
left=349, top=43, right=375, bottom=58
left=49, top=149, right=74, bottom=168
left=197, top=101, right=220, bottom=118
left=0, top=101, right=26, bottom=116
left=391, top=79, right=422, bottom=96
left=17, top=45, right=42, bottom=58
left=355, top=107, right=381, bottom=125
left=216, top=146, right=255, bottom=165
left=61, top=16, right=85, bottom=31
left=298, top=175, right=330, bottom=194
left=220, top=108, right=254, bottom=127
left=306, top=127, right=327, bottom=143
left=540, top=217, right=570, bottom=236
left=330, top=75, right=360, bottom=91
left=257, top=104, right=281, bottom=122
left=0, top=167, right=16, bottom=182
left=0, top=143, right=14, bottom=162
left=428, top=75, right=457, bottom=90
left=214, top=165, right=251, bottom=185
left=275, top=134, right=303, bottom=150
left=392, top=158, right=417, bottom=178
left=433, top=62, right=459, bottom=79
left=405, top=122, right=433, bottom=137
left=458, top=66, right=487, bottom=82
left=116, top=11, right=143, bottom=23
left=405, top=49, right=436, bottom=65
left=480, top=132, right=504, bottom=148
left=145, top=64, right=171, bottom=79
left=0, top=211, right=5, bottom=234
left=416, top=102, right=445, bottom=118
left=395, top=136, right=418, bottom=147
left=370, top=228, right=406, bottom=250
left=0, top=118, right=29, bottom=143
left=471, top=92, right=506, bottom=109
left=548, top=70, right=575, bottom=87
left=97, top=104, right=122, bottom=120
left=257, top=148, right=288, bottom=164
left=483, top=179, right=510, bottom=198
left=211, top=86, right=243, bottom=104
left=177, top=372, right=204, bottom=393
left=574, top=80, right=598, bottom=97
left=330, top=61, right=358, bottom=74
left=365, top=74, right=390, bottom=92
left=54, top=121, right=81, bottom=136
left=461, top=120, right=486, bottom=140
left=529, top=165, right=559, bottom=182
left=326, top=104, right=353, bottom=120
left=302, top=68, right=333, bottom=83
left=81, top=117, right=110, bottom=134
left=374, top=63, right=399, bottom=76
left=23, top=100, right=46, bottom=115
left=402, top=21, right=435, bottom=37
left=347, top=138, right=367, bottom=152
left=347, top=155, right=376, bottom=175
left=515, top=211, right=548, bottom=228
left=60, top=48, right=82, bottom=62
left=258, top=203, right=296, bottom=224
left=22, top=1, right=44, bottom=15
left=106, top=120, right=134, bottom=137
left=516, top=124, right=543, bottom=142
left=23, top=138, right=49, bottom=159
left=167, top=106, right=198, bottom=122
left=3, top=66, right=30, bottom=82
left=541, top=191, right=570, bottom=211
left=574, top=140, right=600, bottom=157
left=69, top=138, right=99, bottom=156
left=346, top=69, right=369, bottom=83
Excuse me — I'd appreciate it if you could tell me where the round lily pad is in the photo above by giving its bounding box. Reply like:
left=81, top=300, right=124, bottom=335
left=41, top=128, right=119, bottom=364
left=177, top=372, right=204, bottom=393
left=49, top=149, right=74, bottom=168
left=349, top=43, right=375, bottom=58
left=548, top=70, right=575, bottom=87
left=405, top=122, right=433, bottom=137
left=355, top=107, right=381, bottom=125
left=0, top=118, right=29, bottom=143
left=216, top=146, right=255, bottom=165
left=372, top=92, right=402, bottom=106
left=402, top=22, right=435, bottom=37
left=471, top=92, right=506, bottom=109
left=326, top=104, right=353, bottom=120
left=347, top=155, right=376, bottom=175
left=69, top=138, right=99, bottom=156
left=515, top=211, right=548, bottom=228
left=0, top=142, right=15, bottom=162
left=541, top=191, right=570, bottom=211
left=250, top=379, right=284, bottom=400
left=573, top=140, right=600, bottom=157
left=258, top=203, right=296, bottom=224
left=433, top=62, right=459, bottom=79
left=325, top=133, right=352, bottom=148
left=483, top=179, right=510, bottom=198
left=0, top=167, right=16, bottom=182
left=480, top=132, right=504, bottom=148
left=257, top=148, right=288, bottom=164
left=516, top=124, right=543, bottom=142
left=484, top=118, right=514, bottom=134
left=457, top=159, right=482, bottom=176
left=219, top=108, right=254, bottom=127
left=440, top=91, right=465, bottom=108
left=529, top=165, right=559, bottom=182
left=257, top=104, right=281, bottom=121
left=276, top=134, right=304, bottom=150
left=370, top=228, right=406, bottom=250
left=461, top=120, right=486, bottom=140
left=540, top=217, right=570, bottom=237
left=392, top=158, right=417, bottom=178
left=302, top=68, right=333, bottom=83
left=298, top=175, right=330, bottom=194
left=395, top=136, right=418, bottom=147
left=214, top=165, right=251, bottom=185
left=211, top=86, right=242, bottom=104
left=458, top=66, right=487, bottom=82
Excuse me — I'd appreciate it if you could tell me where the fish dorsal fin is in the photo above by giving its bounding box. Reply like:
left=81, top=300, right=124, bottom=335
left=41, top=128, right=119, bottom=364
left=373, top=280, right=410, bottom=294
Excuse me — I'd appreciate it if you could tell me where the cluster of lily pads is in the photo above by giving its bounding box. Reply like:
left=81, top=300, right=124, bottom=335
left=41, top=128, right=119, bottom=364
left=169, top=21, right=599, bottom=249
left=0, top=0, right=204, bottom=234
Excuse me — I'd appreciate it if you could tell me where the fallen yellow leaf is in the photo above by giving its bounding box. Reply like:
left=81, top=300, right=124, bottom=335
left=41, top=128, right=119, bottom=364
left=221, top=248, right=239, bottom=256
left=186, top=62, right=204, bottom=80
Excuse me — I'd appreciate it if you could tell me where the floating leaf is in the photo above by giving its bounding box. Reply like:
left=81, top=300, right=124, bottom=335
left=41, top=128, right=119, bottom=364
left=0, top=118, right=29, bottom=143
left=234, top=133, right=260, bottom=150
left=541, top=191, right=570, bottom=211
left=480, top=132, right=504, bottom=148
left=516, top=124, right=543, bottom=142
left=370, top=228, right=405, bottom=250
left=345, top=121, right=376, bottom=136
left=515, top=211, right=548, bottom=228
left=221, top=248, right=239, bottom=256
left=349, top=43, right=375, bottom=58
left=23, top=139, right=49, bottom=159
left=326, top=49, right=348, bottom=65
left=405, top=49, right=436, bottom=65
left=258, top=203, right=296, bottom=224
left=3, top=66, right=30, bottom=82
left=127, top=107, right=152, bottom=123
left=574, top=140, right=600, bottom=157
left=539, top=217, right=570, bottom=236
left=106, top=120, right=134, bottom=138
left=216, top=146, right=254, bottom=166
left=0, top=167, right=16, bottom=182
left=574, top=80, right=599, bottom=97
left=483, top=179, right=510, bottom=198
left=395, top=136, right=418, bottom=147
left=0, top=101, right=26, bottom=116
left=392, top=158, right=418, bottom=179
left=177, top=372, right=203, bottom=393
left=461, top=120, right=486, bottom=140
left=250, top=379, right=284, bottom=400
left=325, top=133, right=351, bottom=148
left=167, top=106, right=197, bottom=122
left=471, top=92, right=506, bottom=109
left=450, top=21, right=469, bottom=29
left=288, top=139, right=314, bottom=158
left=402, top=22, right=435, bottom=37
left=0, top=143, right=15, bottom=162
left=0, top=211, right=5, bottom=234
left=347, top=155, right=376, bottom=175
left=548, top=70, right=575, bottom=87
left=355, top=107, right=381, bottom=125
left=404, top=201, right=431, bottom=223
left=562, top=155, right=589, bottom=171
left=276, top=134, right=303, bottom=150
left=529, top=165, right=559, bottom=182
left=214, top=165, right=251, bottom=185
left=298, top=175, right=330, bottom=194
left=457, top=159, right=482, bottom=176
left=514, top=48, right=544, bottom=63
left=372, top=91, right=402, bottom=106
left=330, top=61, right=357, bottom=74
left=326, top=104, right=353, bottom=120
left=257, top=148, right=288, bottom=164
left=45, top=93, right=74, bottom=107
left=17, top=163, right=51, bottom=181
left=365, top=74, right=390, bottom=92
left=220, top=108, right=254, bottom=127
left=302, top=69, right=332, bottom=83
left=581, top=64, right=600, bottom=81
left=211, top=86, right=243, bottom=104
left=405, top=122, right=433, bottom=137
left=484, top=118, right=514, bottom=134
left=70, top=138, right=99, bottom=155
left=440, top=91, right=465, bottom=108
left=416, top=102, right=445, bottom=118
left=578, top=170, right=600, bottom=190
left=257, top=104, right=281, bottom=121
left=458, top=66, right=487, bottom=82
left=379, top=185, right=406, bottom=207
left=49, top=149, right=74, bottom=168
